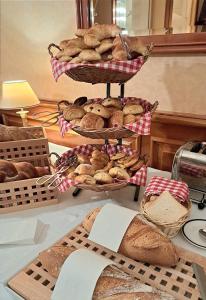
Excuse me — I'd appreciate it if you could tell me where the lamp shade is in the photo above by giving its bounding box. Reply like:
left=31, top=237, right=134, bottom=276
left=0, top=80, right=40, bottom=110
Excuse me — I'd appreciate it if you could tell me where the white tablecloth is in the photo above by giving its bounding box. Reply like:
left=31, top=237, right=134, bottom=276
left=0, top=142, right=205, bottom=299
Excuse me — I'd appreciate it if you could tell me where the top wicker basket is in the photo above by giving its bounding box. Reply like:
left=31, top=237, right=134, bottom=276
left=48, top=43, right=151, bottom=84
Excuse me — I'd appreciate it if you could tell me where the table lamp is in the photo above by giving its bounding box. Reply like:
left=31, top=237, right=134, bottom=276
left=0, top=80, right=40, bottom=126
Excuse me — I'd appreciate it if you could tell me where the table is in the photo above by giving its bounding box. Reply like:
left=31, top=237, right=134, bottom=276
left=0, top=143, right=205, bottom=299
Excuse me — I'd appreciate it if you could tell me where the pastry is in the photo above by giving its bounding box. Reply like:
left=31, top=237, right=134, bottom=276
left=58, top=55, right=73, bottom=62
left=56, top=47, right=82, bottom=58
left=84, top=24, right=121, bottom=47
left=75, top=28, right=89, bottom=37
left=90, top=158, right=107, bottom=171
left=77, top=154, right=90, bottom=164
left=112, top=45, right=128, bottom=61
left=95, top=38, right=113, bottom=54
left=79, top=49, right=101, bottom=61
left=123, top=114, right=137, bottom=125
left=110, top=152, right=126, bottom=160
left=109, top=167, right=130, bottom=180
left=91, top=150, right=109, bottom=164
left=95, top=161, right=114, bottom=173
left=0, top=125, right=44, bottom=142
left=82, top=208, right=179, bottom=267
left=70, top=56, right=83, bottom=63
left=108, top=110, right=124, bottom=128
left=60, top=38, right=88, bottom=50
left=123, top=104, right=144, bottom=115
left=145, top=191, right=188, bottom=224
left=102, top=98, right=122, bottom=109
left=74, top=164, right=95, bottom=176
left=117, top=154, right=139, bottom=168
left=80, top=113, right=104, bottom=129
left=63, top=106, right=85, bottom=121
left=67, top=171, right=76, bottom=180
left=39, top=246, right=175, bottom=299
left=130, top=159, right=144, bottom=171
left=83, top=103, right=111, bottom=119
left=75, top=174, right=96, bottom=185
left=94, top=172, right=113, bottom=184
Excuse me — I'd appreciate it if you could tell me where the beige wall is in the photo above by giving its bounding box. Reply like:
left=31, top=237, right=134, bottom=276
left=1, top=0, right=206, bottom=115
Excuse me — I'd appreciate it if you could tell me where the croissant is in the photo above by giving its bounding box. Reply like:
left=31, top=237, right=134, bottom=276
left=0, top=160, right=49, bottom=183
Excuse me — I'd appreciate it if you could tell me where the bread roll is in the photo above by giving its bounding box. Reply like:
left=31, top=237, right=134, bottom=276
left=123, top=114, right=137, bottom=125
left=39, top=245, right=174, bottom=299
left=75, top=174, right=96, bottom=185
left=84, top=103, right=111, bottom=119
left=95, top=39, right=113, bottom=54
left=109, top=110, right=124, bottom=128
left=63, top=106, right=85, bottom=121
left=109, top=167, right=130, bottom=180
left=123, top=104, right=144, bottom=115
left=82, top=208, right=179, bottom=267
left=102, top=98, right=122, bottom=109
left=80, top=113, right=104, bottom=129
left=74, top=164, right=95, bottom=176
left=79, top=49, right=101, bottom=61
left=94, top=172, right=113, bottom=184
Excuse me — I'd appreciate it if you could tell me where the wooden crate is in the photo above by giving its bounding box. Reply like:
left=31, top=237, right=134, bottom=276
left=0, top=127, right=58, bottom=213
left=8, top=224, right=206, bottom=300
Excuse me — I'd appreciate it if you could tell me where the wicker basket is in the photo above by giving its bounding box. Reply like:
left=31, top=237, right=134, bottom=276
left=48, top=43, right=151, bottom=84
left=68, top=100, right=158, bottom=140
left=0, top=127, right=58, bottom=213
left=140, top=195, right=191, bottom=238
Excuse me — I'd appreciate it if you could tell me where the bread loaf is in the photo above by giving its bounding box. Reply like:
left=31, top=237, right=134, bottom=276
left=82, top=208, right=179, bottom=267
left=0, top=160, right=49, bottom=183
left=39, top=245, right=174, bottom=299
left=0, top=125, right=44, bottom=142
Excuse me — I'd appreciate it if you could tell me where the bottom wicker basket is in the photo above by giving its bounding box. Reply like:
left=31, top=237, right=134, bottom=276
left=140, top=196, right=191, bottom=238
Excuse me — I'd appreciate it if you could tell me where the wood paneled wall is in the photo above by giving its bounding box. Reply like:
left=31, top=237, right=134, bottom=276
left=1, top=99, right=206, bottom=172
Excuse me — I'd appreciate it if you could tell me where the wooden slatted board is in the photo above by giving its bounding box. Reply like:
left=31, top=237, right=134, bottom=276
left=8, top=224, right=206, bottom=300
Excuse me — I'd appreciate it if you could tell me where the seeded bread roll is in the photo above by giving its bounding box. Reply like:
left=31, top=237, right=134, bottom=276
left=82, top=208, right=179, bottom=267
left=80, top=113, right=104, bottom=129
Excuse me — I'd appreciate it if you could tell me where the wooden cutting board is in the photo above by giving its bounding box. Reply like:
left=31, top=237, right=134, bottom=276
left=8, top=224, right=206, bottom=300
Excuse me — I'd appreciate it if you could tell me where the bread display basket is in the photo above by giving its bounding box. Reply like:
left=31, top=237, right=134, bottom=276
left=49, top=144, right=148, bottom=193
left=59, top=98, right=158, bottom=140
left=48, top=43, right=152, bottom=84
left=140, top=176, right=191, bottom=238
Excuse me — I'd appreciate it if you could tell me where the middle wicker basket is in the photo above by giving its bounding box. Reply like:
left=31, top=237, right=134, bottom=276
left=53, top=144, right=148, bottom=193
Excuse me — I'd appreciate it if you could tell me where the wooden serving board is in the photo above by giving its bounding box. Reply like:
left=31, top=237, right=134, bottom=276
left=8, top=224, right=206, bottom=300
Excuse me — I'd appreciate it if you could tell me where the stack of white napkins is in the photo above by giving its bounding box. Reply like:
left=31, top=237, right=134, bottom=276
left=0, top=218, right=46, bottom=245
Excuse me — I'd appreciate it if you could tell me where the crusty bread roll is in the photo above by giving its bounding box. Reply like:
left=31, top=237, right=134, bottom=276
left=79, top=49, right=101, bottom=61
left=74, top=164, right=95, bottom=176
left=58, top=55, right=72, bottom=62
left=94, top=171, right=113, bottom=184
left=39, top=245, right=174, bottom=299
left=84, top=103, right=111, bottom=119
left=109, top=167, right=130, bottom=180
left=63, top=106, right=85, bottom=121
left=80, top=113, right=104, bottom=129
left=82, top=208, right=179, bottom=267
left=123, top=114, right=137, bottom=125
left=0, top=125, right=44, bottom=142
left=109, top=110, right=124, bottom=128
left=102, top=98, right=122, bottom=109
left=123, top=104, right=144, bottom=115
left=95, top=38, right=113, bottom=54
left=75, top=174, right=96, bottom=185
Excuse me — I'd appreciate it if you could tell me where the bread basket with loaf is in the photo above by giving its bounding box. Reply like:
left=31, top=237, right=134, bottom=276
left=50, top=144, right=148, bottom=192
left=48, top=24, right=152, bottom=84
left=58, top=97, right=158, bottom=139
left=140, top=176, right=191, bottom=238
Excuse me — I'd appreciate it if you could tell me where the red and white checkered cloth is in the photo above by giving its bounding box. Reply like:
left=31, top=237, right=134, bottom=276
left=57, top=144, right=147, bottom=192
left=58, top=97, right=154, bottom=136
left=51, top=57, right=145, bottom=81
left=145, top=176, right=189, bottom=203
left=180, top=162, right=205, bottom=178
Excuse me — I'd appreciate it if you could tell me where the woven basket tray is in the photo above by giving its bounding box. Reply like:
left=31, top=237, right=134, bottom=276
left=140, top=196, right=192, bottom=238
left=0, top=127, right=58, bottom=213
left=8, top=223, right=206, bottom=300
left=48, top=43, right=151, bottom=84
left=60, top=99, right=158, bottom=140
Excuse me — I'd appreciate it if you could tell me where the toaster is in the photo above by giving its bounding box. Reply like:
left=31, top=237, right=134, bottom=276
left=172, top=141, right=206, bottom=209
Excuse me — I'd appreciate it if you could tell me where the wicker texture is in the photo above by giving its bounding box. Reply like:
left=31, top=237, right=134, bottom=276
left=140, top=196, right=191, bottom=238
left=0, top=127, right=58, bottom=213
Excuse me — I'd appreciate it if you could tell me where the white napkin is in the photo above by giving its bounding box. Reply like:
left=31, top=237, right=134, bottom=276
left=0, top=218, right=45, bottom=245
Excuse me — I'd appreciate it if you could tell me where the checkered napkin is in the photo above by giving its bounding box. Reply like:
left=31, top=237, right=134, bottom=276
left=57, top=144, right=147, bottom=192
left=51, top=57, right=145, bottom=81
left=58, top=97, right=153, bottom=136
left=180, top=162, right=205, bottom=178
left=145, top=176, right=189, bottom=203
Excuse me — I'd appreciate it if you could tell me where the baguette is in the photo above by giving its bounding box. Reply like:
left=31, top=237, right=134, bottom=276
left=82, top=208, right=179, bottom=267
left=39, top=245, right=174, bottom=300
